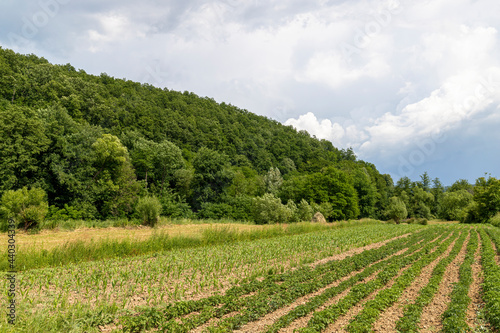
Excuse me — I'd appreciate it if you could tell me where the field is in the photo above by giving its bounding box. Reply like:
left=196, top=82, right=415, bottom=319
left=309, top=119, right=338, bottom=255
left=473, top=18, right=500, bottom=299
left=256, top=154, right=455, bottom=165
left=1, top=221, right=500, bottom=332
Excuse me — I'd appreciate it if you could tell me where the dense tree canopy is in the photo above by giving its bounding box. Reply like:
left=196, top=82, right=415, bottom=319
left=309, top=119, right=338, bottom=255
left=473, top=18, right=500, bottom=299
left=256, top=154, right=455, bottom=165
left=0, top=47, right=498, bottom=225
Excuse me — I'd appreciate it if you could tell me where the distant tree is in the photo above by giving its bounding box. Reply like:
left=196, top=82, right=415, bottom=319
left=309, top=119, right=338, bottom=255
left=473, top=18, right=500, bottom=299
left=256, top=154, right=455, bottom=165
left=430, top=177, right=445, bottom=215
left=418, top=172, right=432, bottom=192
left=385, top=196, right=407, bottom=224
left=135, top=195, right=162, bottom=226
left=0, top=187, right=48, bottom=230
left=448, top=179, right=474, bottom=194
left=465, top=176, right=500, bottom=223
left=191, top=147, right=233, bottom=210
left=395, top=176, right=413, bottom=197
left=408, top=187, right=434, bottom=219
left=264, top=167, right=283, bottom=195
left=439, top=190, right=473, bottom=222
left=0, top=105, right=50, bottom=195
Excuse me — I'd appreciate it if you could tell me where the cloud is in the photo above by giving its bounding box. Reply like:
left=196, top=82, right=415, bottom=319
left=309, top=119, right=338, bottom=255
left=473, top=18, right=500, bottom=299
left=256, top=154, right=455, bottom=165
left=2, top=0, right=500, bottom=183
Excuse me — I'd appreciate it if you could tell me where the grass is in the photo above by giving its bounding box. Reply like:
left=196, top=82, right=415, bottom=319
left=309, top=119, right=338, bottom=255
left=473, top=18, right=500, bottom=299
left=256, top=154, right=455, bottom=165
left=0, top=223, right=423, bottom=332
left=0, top=219, right=384, bottom=271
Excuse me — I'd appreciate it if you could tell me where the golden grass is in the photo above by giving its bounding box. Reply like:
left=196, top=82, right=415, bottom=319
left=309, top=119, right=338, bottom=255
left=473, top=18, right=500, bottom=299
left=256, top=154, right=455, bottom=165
left=0, top=222, right=273, bottom=252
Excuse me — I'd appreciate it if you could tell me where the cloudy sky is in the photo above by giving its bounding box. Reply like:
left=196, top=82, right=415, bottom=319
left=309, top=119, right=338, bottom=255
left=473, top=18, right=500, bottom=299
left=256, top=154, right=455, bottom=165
left=1, top=0, right=499, bottom=185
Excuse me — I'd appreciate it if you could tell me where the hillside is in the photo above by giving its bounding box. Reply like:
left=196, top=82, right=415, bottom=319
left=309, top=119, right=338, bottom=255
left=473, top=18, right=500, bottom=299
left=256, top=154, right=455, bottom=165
left=0, top=47, right=395, bottom=222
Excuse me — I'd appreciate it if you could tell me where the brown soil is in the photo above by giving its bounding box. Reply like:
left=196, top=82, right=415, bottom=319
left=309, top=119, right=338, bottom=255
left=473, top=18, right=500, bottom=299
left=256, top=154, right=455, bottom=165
left=467, top=230, right=483, bottom=330
left=308, top=233, right=412, bottom=269
left=235, top=246, right=412, bottom=333
left=270, top=232, right=449, bottom=333
left=324, top=262, right=414, bottom=333
left=418, top=230, right=470, bottom=332
left=371, top=231, right=460, bottom=332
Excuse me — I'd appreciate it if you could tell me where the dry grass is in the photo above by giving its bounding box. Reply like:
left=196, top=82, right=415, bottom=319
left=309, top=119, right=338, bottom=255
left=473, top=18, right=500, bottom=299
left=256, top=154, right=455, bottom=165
left=0, top=223, right=271, bottom=252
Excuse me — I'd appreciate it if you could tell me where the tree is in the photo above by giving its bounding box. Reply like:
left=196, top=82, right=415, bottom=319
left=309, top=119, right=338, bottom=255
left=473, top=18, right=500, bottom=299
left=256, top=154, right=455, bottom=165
left=252, top=193, right=294, bottom=224
left=279, top=167, right=359, bottom=221
left=409, top=187, right=434, bottom=219
left=418, top=172, right=431, bottom=192
left=439, top=190, right=473, bottom=222
left=466, top=176, right=500, bottom=223
left=264, top=167, right=283, bottom=195
left=90, top=134, right=141, bottom=218
left=430, top=177, right=445, bottom=215
left=0, top=187, right=48, bottom=230
left=191, top=147, right=233, bottom=210
left=448, top=179, right=473, bottom=194
left=385, top=196, right=407, bottom=224
left=135, top=196, right=162, bottom=226
left=0, top=104, right=50, bottom=194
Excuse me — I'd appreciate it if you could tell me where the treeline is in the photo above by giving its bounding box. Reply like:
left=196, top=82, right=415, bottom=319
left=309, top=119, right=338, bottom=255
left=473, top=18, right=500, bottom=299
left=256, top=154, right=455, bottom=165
left=0, top=47, right=498, bottom=228
left=386, top=173, right=500, bottom=225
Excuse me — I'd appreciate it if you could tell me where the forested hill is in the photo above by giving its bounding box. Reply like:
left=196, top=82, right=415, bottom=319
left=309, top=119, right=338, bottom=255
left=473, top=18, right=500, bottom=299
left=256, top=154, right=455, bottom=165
left=0, top=47, right=394, bottom=222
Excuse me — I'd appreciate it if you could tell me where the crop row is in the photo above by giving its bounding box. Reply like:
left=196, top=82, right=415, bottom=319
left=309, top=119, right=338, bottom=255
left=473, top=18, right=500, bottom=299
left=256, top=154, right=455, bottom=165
left=0, top=224, right=423, bottom=332
left=480, top=227, right=500, bottom=331
left=299, top=228, right=462, bottom=332
left=441, top=228, right=478, bottom=332
left=119, top=226, right=450, bottom=332
left=346, top=228, right=468, bottom=333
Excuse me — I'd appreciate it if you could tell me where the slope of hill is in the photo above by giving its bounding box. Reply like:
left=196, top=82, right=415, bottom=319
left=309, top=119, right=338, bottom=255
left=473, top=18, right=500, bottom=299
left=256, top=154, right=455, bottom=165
left=0, top=47, right=392, bottom=221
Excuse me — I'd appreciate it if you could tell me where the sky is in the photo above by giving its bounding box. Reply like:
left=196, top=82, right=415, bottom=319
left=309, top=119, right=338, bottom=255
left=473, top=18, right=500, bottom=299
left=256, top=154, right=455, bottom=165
left=1, top=0, right=499, bottom=186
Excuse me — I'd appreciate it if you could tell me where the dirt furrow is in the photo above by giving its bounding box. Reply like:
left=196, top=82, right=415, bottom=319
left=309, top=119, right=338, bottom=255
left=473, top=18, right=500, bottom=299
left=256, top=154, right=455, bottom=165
left=467, top=230, right=484, bottom=330
left=324, top=263, right=414, bottom=333
left=418, top=230, right=470, bottom=333
left=324, top=231, right=454, bottom=333
left=278, top=270, right=381, bottom=333
left=235, top=247, right=412, bottom=333
left=308, top=233, right=413, bottom=269
left=371, top=232, right=460, bottom=332
left=273, top=231, right=448, bottom=333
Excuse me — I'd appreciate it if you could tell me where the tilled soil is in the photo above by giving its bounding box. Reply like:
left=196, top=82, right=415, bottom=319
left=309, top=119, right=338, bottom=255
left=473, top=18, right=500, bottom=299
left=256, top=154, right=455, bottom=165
left=418, top=231, right=470, bottom=333
left=371, top=232, right=460, bottom=332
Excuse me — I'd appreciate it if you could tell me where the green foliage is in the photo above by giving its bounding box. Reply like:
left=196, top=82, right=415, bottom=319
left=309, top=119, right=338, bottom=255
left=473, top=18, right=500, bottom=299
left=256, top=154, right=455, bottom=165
left=438, top=189, right=473, bottom=222
left=46, top=204, right=83, bottom=220
left=135, top=196, right=162, bottom=226
left=385, top=196, right=407, bottom=224
left=467, top=176, right=500, bottom=223
left=264, top=167, right=283, bottom=195
left=0, top=187, right=48, bottom=229
left=296, top=199, right=314, bottom=222
left=280, top=167, right=359, bottom=221
left=252, top=193, right=294, bottom=224
left=191, top=147, right=233, bottom=210
left=0, top=104, right=50, bottom=194
left=489, top=212, right=500, bottom=228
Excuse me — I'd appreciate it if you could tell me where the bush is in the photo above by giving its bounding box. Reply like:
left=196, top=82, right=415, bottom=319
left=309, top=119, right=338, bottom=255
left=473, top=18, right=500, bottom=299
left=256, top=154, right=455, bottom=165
left=296, top=199, right=314, bottom=222
left=46, top=204, right=83, bottom=220
left=385, top=196, right=408, bottom=224
left=135, top=196, right=162, bottom=226
left=252, top=193, right=294, bottom=224
left=0, top=187, right=48, bottom=230
left=489, top=212, right=500, bottom=228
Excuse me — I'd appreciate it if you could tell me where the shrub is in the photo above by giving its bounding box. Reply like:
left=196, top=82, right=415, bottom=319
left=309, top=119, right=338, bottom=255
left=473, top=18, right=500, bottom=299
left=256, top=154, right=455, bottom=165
left=489, top=212, right=500, bottom=228
left=296, top=199, right=314, bottom=222
left=47, top=204, right=83, bottom=220
left=385, top=196, right=407, bottom=224
left=0, top=187, right=48, bottom=230
left=135, top=196, right=162, bottom=226
left=252, top=193, right=293, bottom=224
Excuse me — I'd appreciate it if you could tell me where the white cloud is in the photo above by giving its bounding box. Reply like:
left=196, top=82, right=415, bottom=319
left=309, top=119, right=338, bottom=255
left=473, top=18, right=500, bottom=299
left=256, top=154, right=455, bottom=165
left=2, top=0, right=500, bottom=183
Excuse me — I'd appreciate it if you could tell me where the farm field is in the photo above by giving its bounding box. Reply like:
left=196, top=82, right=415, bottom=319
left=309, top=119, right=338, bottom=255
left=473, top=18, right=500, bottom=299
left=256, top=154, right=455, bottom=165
left=2, top=222, right=500, bottom=332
